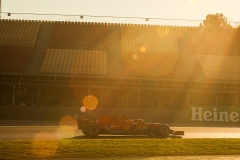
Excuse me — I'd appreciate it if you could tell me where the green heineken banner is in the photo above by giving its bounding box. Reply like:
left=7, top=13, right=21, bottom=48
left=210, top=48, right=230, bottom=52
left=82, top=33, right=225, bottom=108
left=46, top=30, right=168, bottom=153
left=189, top=106, right=240, bottom=123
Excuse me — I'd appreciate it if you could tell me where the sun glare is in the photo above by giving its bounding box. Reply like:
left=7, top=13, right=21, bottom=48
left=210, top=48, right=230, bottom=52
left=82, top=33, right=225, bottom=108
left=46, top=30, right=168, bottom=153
left=190, top=0, right=195, bottom=4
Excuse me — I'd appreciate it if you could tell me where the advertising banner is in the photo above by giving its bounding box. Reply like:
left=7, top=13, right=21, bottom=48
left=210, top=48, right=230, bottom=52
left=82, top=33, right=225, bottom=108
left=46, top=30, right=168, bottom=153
left=189, top=106, right=240, bottom=123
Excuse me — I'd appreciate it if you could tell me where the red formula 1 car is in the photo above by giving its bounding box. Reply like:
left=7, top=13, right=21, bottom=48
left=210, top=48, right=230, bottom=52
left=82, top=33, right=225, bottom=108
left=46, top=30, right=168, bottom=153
left=76, top=115, right=184, bottom=138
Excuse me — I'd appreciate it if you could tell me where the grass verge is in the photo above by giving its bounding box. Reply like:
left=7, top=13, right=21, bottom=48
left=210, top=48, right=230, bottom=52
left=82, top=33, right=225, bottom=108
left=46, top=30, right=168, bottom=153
left=0, top=138, right=240, bottom=159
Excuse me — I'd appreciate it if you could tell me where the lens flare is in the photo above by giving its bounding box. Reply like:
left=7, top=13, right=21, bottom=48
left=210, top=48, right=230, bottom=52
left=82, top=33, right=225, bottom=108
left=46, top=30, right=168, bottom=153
left=140, top=46, right=146, bottom=53
left=80, top=106, right=86, bottom=112
left=83, top=95, right=98, bottom=110
left=156, top=27, right=170, bottom=38
left=57, top=115, right=78, bottom=139
left=31, top=139, right=58, bottom=158
left=33, top=132, right=57, bottom=140
left=132, top=54, right=138, bottom=60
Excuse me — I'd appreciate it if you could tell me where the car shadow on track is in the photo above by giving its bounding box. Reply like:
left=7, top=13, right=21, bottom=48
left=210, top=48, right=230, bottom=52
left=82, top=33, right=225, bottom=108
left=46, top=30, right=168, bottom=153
left=71, top=135, right=182, bottom=139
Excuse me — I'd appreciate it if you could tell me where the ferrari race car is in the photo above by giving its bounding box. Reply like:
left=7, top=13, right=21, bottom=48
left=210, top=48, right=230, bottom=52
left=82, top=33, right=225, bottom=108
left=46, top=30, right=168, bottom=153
left=76, top=115, right=184, bottom=138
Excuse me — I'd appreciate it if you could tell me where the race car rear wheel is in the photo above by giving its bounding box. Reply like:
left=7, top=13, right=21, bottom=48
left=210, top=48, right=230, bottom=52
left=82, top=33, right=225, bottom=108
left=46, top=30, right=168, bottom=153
left=153, top=125, right=170, bottom=138
left=88, top=125, right=99, bottom=137
left=159, top=125, right=170, bottom=138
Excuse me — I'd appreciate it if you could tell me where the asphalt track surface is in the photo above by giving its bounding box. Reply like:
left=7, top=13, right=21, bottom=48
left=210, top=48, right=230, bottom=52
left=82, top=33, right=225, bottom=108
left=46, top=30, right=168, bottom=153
left=1, top=126, right=240, bottom=140
left=1, top=126, right=240, bottom=159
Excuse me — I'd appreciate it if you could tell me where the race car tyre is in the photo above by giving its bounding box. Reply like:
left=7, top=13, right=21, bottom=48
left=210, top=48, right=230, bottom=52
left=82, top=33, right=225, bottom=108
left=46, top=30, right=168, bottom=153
left=159, top=125, right=170, bottom=138
left=88, top=125, right=99, bottom=137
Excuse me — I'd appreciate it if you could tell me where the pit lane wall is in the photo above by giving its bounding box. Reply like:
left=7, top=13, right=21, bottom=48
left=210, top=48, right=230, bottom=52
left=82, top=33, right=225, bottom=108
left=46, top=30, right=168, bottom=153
left=1, top=105, right=240, bottom=125
left=0, top=105, right=187, bottom=123
left=188, top=106, right=240, bottom=124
